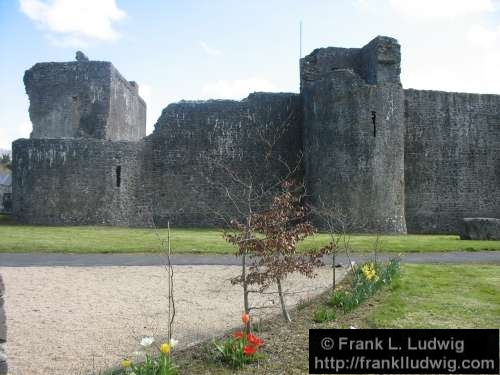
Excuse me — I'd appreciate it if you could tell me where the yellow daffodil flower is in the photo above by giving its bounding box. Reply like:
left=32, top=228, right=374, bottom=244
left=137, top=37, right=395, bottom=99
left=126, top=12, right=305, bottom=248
left=160, top=343, right=171, bottom=354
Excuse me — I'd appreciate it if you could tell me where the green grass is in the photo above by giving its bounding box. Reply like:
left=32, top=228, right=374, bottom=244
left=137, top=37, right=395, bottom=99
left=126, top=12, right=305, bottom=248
left=366, top=264, right=500, bottom=329
left=1, top=215, right=500, bottom=253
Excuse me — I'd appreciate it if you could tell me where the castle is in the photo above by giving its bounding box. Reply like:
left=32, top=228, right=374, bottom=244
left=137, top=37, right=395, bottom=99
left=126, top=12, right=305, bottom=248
left=12, top=36, right=500, bottom=233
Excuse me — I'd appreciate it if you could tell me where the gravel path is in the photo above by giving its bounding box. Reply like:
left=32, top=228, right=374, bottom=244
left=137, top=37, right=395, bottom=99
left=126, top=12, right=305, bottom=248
left=0, top=265, right=346, bottom=375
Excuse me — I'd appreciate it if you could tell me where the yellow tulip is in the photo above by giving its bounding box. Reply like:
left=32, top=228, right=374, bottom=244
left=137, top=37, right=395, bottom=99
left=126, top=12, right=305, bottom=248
left=160, top=343, right=171, bottom=354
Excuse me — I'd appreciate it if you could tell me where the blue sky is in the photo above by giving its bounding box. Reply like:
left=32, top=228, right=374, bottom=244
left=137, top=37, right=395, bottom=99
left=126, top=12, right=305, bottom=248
left=1, top=0, right=500, bottom=149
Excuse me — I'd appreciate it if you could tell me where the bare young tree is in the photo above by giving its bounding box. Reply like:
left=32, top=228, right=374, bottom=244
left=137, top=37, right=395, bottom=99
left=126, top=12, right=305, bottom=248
left=148, top=213, right=176, bottom=345
left=311, top=197, right=362, bottom=290
left=199, top=112, right=302, bottom=324
left=226, top=180, right=334, bottom=322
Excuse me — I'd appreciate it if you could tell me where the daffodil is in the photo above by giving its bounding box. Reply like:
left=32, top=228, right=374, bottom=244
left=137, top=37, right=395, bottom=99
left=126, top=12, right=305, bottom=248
left=160, top=342, right=171, bottom=354
left=362, top=263, right=378, bottom=281
left=121, top=359, right=132, bottom=368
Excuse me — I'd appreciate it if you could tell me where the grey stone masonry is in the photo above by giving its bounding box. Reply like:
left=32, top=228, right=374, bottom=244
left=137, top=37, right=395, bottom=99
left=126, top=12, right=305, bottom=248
left=13, top=138, right=147, bottom=226
left=11, top=37, right=500, bottom=233
left=24, top=59, right=146, bottom=141
left=404, top=90, right=500, bottom=233
left=301, top=36, right=406, bottom=233
left=0, top=275, right=6, bottom=375
left=460, top=218, right=500, bottom=240
left=146, top=93, right=303, bottom=227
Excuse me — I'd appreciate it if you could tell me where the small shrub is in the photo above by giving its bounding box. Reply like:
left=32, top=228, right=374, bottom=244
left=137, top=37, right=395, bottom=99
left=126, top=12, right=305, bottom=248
left=313, top=307, right=336, bottom=322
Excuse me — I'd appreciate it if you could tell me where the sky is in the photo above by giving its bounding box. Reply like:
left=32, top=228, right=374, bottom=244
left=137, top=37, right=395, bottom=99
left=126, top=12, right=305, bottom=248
left=1, top=0, right=500, bottom=149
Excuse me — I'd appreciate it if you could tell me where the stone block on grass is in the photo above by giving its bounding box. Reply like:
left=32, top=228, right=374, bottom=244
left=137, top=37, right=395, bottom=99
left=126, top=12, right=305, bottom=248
left=459, top=218, right=500, bottom=240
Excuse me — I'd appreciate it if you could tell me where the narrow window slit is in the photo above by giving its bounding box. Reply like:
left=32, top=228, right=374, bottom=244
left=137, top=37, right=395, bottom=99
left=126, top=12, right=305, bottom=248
left=371, top=111, right=377, bottom=137
left=116, top=166, right=121, bottom=187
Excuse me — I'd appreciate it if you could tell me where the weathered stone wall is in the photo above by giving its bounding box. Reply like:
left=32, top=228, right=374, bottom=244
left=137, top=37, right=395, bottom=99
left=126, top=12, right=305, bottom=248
left=24, top=61, right=145, bottom=141
left=12, top=38, right=500, bottom=233
left=107, top=69, right=147, bottom=140
left=146, top=93, right=303, bottom=226
left=300, top=36, right=400, bottom=88
left=404, top=89, right=500, bottom=233
left=301, top=36, right=406, bottom=233
left=0, top=183, right=11, bottom=213
left=0, top=275, right=6, bottom=375
left=12, top=139, right=148, bottom=226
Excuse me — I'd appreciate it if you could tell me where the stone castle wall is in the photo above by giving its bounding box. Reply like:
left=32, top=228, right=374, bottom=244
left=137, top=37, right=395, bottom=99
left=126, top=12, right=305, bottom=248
left=11, top=38, right=500, bottom=233
left=12, top=139, right=147, bottom=226
left=146, top=93, right=303, bottom=227
left=24, top=61, right=146, bottom=141
left=301, top=36, right=407, bottom=233
left=404, top=89, right=500, bottom=233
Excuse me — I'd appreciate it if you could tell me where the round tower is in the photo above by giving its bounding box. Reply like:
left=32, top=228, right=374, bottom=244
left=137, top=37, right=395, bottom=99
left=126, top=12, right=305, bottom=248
left=301, top=36, right=406, bottom=233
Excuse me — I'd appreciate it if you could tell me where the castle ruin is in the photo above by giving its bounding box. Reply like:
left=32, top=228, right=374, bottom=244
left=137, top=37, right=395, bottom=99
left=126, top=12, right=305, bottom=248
left=12, top=36, right=500, bottom=233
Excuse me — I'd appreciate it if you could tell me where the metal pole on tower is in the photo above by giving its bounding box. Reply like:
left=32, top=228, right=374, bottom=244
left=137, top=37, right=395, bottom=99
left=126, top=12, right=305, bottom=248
left=299, top=21, right=303, bottom=59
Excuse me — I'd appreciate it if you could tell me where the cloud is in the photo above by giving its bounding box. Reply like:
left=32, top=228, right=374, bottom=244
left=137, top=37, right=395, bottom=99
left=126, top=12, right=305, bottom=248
left=0, top=120, right=31, bottom=150
left=19, top=0, right=127, bottom=47
left=402, top=47, right=500, bottom=95
left=138, top=83, right=154, bottom=134
left=199, top=41, right=221, bottom=57
left=138, top=83, right=152, bottom=105
left=388, top=0, right=495, bottom=18
left=467, top=24, right=500, bottom=48
left=201, top=78, right=276, bottom=100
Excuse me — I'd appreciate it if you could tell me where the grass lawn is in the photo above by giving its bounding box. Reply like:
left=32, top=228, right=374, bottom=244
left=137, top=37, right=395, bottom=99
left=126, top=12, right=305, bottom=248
left=171, top=263, right=500, bottom=374
left=366, top=264, right=500, bottom=328
left=1, top=215, right=500, bottom=253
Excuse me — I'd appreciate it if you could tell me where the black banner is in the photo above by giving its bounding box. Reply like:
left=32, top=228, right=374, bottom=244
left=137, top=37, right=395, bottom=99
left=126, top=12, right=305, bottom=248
left=309, top=329, right=499, bottom=374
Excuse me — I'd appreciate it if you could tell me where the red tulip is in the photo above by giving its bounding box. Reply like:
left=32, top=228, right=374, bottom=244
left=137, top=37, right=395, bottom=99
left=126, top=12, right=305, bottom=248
left=232, top=331, right=245, bottom=340
left=248, top=333, right=264, bottom=347
left=241, top=313, right=250, bottom=325
left=243, top=344, right=257, bottom=356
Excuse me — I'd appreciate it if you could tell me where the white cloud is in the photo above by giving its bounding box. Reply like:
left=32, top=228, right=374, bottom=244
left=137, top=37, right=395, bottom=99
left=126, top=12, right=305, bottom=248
left=402, top=47, right=500, bottom=95
left=201, top=78, right=276, bottom=100
left=138, top=83, right=155, bottom=134
left=467, top=24, right=500, bottom=48
left=19, top=0, right=127, bottom=47
left=199, top=40, right=221, bottom=57
left=389, top=0, right=495, bottom=18
left=138, top=83, right=152, bottom=105
left=0, top=120, right=31, bottom=150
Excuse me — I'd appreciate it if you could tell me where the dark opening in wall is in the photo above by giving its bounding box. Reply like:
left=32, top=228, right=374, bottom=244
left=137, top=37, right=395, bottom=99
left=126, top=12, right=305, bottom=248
left=116, top=166, right=121, bottom=187
left=371, top=111, right=377, bottom=137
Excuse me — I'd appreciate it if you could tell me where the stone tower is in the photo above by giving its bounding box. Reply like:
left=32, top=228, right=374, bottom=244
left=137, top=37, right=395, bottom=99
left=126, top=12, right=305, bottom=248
left=301, top=36, right=407, bottom=232
left=13, top=53, right=147, bottom=225
left=23, top=55, right=146, bottom=141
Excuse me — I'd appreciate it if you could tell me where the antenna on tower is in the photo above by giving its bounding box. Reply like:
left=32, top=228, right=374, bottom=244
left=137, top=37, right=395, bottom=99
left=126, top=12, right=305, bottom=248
left=299, top=20, right=303, bottom=59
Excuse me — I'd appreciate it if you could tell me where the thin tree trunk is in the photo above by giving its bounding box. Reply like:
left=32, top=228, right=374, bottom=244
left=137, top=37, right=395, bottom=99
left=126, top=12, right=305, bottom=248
left=242, top=249, right=250, bottom=331
left=242, top=253, right=249, bottom=313
left=242, top=217, right=252, bottom=330
left=276, top=277, right=291, bottom=322
left=332, top=252, right=336, bottom=290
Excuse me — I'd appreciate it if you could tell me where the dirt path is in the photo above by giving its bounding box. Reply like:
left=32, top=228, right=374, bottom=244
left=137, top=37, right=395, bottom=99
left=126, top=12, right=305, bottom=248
left=0, top=265, right=346, bottom=375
